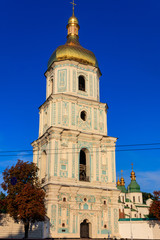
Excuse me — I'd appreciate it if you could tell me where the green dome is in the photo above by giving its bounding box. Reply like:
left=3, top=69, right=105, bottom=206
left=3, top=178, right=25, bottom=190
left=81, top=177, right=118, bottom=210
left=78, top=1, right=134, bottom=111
left=117, top=185, right=127, bottom=193
left=128, top=180, right=141, bottom=193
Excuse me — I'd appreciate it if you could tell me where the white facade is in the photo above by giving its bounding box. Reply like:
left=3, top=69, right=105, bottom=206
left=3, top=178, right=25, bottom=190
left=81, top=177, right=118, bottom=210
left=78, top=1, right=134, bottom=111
left=32, top=40, right=120, bottom=238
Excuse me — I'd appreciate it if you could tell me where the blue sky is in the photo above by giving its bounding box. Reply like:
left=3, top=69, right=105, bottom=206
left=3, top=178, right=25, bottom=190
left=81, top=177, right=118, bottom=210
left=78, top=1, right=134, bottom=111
left=0, top=0, right=160, bottom=193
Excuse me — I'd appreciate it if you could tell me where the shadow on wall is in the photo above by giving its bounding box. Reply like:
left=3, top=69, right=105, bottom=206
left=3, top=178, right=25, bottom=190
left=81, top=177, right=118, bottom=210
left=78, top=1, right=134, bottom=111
left=147, top=219, right=160, bottom=228
left=147, top=220, right=160, bottom=240
left=0, top=214, right=50, bottom=239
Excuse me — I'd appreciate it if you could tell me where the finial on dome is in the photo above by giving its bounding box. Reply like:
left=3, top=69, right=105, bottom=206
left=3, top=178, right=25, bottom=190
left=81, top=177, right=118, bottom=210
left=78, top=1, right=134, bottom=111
left=67, top=0, right=79, bottom=37
left=131, top=163, right=136, bottom=181
left=120, top=170, right=125, bottom=186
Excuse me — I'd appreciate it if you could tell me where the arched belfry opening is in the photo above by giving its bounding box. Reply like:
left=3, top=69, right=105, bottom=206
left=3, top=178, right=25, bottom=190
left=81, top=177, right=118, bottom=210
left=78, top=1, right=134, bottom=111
left=79, top=148, right=90, bottom=182
left=80, top=219, right=91, bottom=238
left=78, top=75, right=85, bottom=91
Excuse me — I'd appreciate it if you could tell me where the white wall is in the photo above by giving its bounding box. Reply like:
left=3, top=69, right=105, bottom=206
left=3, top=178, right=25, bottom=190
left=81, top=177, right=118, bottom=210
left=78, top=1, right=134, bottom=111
left=0, top=214, right=49, bottom=239
left=119, top=220, right=160, bottom=239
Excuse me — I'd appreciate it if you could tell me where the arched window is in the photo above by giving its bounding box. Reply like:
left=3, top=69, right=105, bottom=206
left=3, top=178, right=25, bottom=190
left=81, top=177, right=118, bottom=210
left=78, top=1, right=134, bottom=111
left=133, top=196, right=135, bottom=203
left=80, top=111, right=87, bottom=121
left=79, top=148, right=90, bottom=182
left=79, top=75, right=85, bottom=91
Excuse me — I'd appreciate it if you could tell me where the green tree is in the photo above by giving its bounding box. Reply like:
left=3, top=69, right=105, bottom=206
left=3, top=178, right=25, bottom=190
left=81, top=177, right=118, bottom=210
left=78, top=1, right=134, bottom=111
left=149, top=191, right=160, bottom=220
left=142, top=192, right=154, bottom=204
left=1, top=160, right=46, bottom=238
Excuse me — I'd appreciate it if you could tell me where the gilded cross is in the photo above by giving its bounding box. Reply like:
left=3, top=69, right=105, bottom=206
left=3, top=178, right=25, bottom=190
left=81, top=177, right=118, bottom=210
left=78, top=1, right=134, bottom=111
left=70, top=0, right=76, bottom=14
left=121, top=170, right=123, bottom=176
left=131, top=163, right=133, bottom=170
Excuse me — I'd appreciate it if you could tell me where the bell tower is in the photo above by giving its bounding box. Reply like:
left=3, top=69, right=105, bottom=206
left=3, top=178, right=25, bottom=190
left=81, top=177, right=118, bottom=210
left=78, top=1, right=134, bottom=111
left=32, top=3, right=120, bottom=238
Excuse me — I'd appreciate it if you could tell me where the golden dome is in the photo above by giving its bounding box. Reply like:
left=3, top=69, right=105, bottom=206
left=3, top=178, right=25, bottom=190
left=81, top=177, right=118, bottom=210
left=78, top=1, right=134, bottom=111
left=47, top=11, right=99, bottom=70
left=48, top=35, right=98, bottom=68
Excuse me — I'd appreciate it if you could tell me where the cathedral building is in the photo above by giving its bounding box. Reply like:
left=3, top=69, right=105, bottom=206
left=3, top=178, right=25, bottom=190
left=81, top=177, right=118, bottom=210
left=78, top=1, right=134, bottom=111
left=117, top=166, right=152, bottom=219
left=32, top=5, right=120, bottom=239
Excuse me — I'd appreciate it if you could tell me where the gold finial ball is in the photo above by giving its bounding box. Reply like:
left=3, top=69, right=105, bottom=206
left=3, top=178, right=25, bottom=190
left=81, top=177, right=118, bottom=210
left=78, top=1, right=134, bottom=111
left=68, top=15, right=79, bottom=25
left=117, top=178, right=121, bottom=186
left=120, top=176, right=125, bottom=186
left=131, top=170, right=136, bottom=180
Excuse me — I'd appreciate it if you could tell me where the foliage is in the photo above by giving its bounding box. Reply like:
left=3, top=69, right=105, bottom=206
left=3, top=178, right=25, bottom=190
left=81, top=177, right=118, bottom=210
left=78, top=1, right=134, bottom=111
left=0, top=192, right=7, bottom=214
left=142, top=192, right=154, bottom=204
left=1, top=160, right=46, bottom=238
left=149, top=191, right=160, bottom=220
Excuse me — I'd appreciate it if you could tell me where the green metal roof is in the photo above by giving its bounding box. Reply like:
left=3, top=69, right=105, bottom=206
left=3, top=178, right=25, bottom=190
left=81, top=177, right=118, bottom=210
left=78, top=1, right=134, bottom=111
left=117, top=185, right=127, bottom=193
left=128, top=180, right=141, bottom=193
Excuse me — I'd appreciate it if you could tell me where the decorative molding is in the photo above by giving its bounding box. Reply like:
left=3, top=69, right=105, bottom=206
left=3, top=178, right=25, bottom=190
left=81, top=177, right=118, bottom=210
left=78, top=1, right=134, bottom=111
left=54, top=141, right=58, bottom=176
left=52, top=102, right=56, bottom=125
left=89, top=74, right=93, bottom=96
left=72, top=144, right=75, bottom=178
left=108, top=207, right=112, bottom=233
left=57, top=69, right=67, bottom=92
left=94, top=76, right=96, bottom=98
left=112, top=152, right=115, bottom=183
left=72, top=215, right=76, bottom=233
left=94, top=108, right=98, bottom=130
left=62, top=101, right=69, bottom=126
left=60, top=153, right=68, bottom=178
left=48, top=142, right=51, bottom=178
left=114, top=208, right=118, bottom=233
left=97, top=215, right=100, bottom=234
left=96, top=148, right=99, bottom=181
left=58, top=102, right=61, bottom=124
left=71, top=103, right=76, bottom=126
left=52, top=63, right=96, bottom=73
left=73, top=70, right=76, bottom=92
left=99, top=109, right=104, bottom=132
left=51, top=205, right=56, bottom=231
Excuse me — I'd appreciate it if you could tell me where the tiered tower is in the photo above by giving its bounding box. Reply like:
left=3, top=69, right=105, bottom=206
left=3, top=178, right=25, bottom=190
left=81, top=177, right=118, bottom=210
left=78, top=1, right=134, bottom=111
left=32, top=4, right=119, bottom=238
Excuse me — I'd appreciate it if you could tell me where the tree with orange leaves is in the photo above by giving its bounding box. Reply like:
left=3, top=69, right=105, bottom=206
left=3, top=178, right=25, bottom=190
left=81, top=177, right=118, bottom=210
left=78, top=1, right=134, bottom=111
left=1, top=160, right=46, bottom=238
left=149, top=191, right=160, bottom=220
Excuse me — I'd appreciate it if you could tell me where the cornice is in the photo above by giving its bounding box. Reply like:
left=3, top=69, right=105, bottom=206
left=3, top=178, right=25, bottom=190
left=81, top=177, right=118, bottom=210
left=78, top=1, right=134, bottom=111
left=39, top=93, right=107, bottom=111
left=44, top=59, right=101, bottom=77
left=32, top=126, right=117, bottom=148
